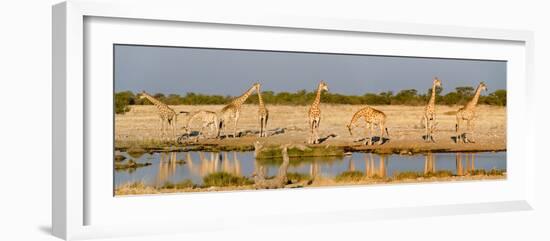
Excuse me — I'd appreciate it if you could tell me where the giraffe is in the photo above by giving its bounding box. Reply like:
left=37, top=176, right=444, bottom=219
left=307, top=81, right=329, bottom=144
left=422, top=77, right=442, bottom=143
left=139, top=91, right=179, bottom=140
left=181, top=110, right=219, bottom=141
left=257, top=85, right=269, bottom=137
left=346, top=106, right=389, bottom=145
left=218, top=83, right=260, bottom=138
left=455, top=82, right=488, bottom=143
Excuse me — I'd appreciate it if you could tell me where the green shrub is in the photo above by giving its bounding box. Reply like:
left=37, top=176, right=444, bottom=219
left=114, top=91, right=135, bottom=114
left=469, top=169, right=487, bottom=176
left=202, top=172, right=253, bottom=187
left=487, top=169, right=506, bottom=176
left=286, top=172, right=311, bottom=183
left=162, top=179, right=195, bottom=189
left=175, top=179, right=195, bottom=189
left=162, top=181, right=175, bottom=189
left=394, top=171, right=422, bottom=180
left=425, top=170, right=453, bottom=178
left=114, top=88, right=507, bottom=107
left=335, top=171, right=364, bottom=182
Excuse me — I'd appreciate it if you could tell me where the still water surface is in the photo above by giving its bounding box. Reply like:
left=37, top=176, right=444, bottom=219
left=114, top=151, right=506, bottom=187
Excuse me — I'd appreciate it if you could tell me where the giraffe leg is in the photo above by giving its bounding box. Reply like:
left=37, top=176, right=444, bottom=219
left=316, top=117, right=322, bottom=143
left=217, top=120, right=222, bottom=139
left=264, top=113, right=269, bottom=137
left=467, top=119, right=476, bottom=143
left=378, top=124, right=384, bottom=145
left=379, top=122, right=386, bottom=145
left=233, top=111, right=240, bottom=138
left=309, top=119, right=316, bottom=144
left=431, top=115, right=436, bottom=143
left=424, top=115, right=430, bottom=141
left=261, top=116, right=267, bottom=137
left=162, top=119, right=167, bottom=141
left=263, top=114, right=269, bottom=137
left=314, top=117, right=321, bottom=144
left=258, top=117, right=262, bottom=137
left=222, top=120, right=227, bottom=139
left=455, top=117, right=462, bottom=144
left=368, top=123, right=374, bottom=145
left=159, top=118, right=164, bottom=139
left=262, top=117, right=266, bottom=137
left=312, top=121, right=318, bottom=144
left=307, top=119, right=312, bottom=144
left=174, top=116, right=179, bottom=141
left=427, top=119, right=435, bottom=142
left=364, top=123, right=370, bottom=145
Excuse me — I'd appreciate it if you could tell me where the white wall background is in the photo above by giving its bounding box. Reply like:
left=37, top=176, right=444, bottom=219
left=0, top=0, right=548, bottom=240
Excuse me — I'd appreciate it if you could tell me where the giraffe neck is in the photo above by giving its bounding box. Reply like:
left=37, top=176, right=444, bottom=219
left=312, top=84, right=323, bottom=108
left=466, top=85, right=483, bottom=109
left=349, top=111, right=362, bottom=126
left=428, top=83, right=437, bottom=106
left=232, top=85, right=257, bottom=107
left=142, top=93, right=170, bottom=110
left=257, top=88, right=264, bottom=107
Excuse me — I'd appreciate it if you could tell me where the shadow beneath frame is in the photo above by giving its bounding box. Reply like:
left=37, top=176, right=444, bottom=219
left=38, top=225, right=52, bottom=235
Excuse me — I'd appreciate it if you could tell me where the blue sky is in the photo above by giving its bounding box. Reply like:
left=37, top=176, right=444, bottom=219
left=114, top=44, right=506, bottom=96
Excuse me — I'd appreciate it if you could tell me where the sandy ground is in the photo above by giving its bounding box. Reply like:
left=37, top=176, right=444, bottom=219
left=115, top=104, right=506, bottom=152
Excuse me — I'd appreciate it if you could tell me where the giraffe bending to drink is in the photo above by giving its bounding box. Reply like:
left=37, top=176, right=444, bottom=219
left=307, top=81, right=329, bottom=144
left=182, top=110, right=219, bottom=141
left=218, top=83, right=260, bottom=138
left=422, top=77, right=442, bottom=143
left=346, top=106, right=389, bottom=145
left=257, top=84, right=269, bottom=137
left=455, top=82, right=488, bottom=143
left=139, top=91, right=179, bottom=140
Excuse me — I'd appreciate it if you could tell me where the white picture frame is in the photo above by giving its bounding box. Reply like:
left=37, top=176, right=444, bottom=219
left=52, top=0, right=535, bottom=240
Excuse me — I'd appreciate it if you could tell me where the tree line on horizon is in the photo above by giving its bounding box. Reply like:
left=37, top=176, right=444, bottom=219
left=115, top=87, right=506, bottom=114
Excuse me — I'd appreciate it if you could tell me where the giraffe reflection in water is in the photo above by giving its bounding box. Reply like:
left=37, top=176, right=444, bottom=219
left=455, top=152, right=476, bottom=176
left=185, top=151, right=243, bottom=177
left=363, top=153, right=387, bottom=178
left=114, top=150, right=505, bottom=190
left=424, top=152, right=436, bottom=174
left=155, top=152, right=179, bottom=187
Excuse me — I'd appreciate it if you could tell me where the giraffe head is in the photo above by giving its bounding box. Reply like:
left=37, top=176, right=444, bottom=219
left=433, top=77, right=442, bottom=88
left=479, top=82, right=488, bottom=92
left=252, top=82, right=261, bottom=92
left=138, top=91, right=148, bottom=99
left=319, top=81, right=329, bottom=92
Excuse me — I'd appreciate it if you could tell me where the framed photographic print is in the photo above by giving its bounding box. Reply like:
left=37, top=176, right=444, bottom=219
left=53, top=0, right=535, bottom=240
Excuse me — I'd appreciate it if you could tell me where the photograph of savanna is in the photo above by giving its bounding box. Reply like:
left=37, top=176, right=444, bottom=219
left=114, top=44, right=506, bottom=195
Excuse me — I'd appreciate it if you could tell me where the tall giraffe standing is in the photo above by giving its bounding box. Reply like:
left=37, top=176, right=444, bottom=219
left=218, top=83, right=260, bottom=138
left=455, top=82, right=488, bottom=143
left=422, top=77, right=442, bottom=142
left=257, top=84, right=269, bottom=137
left=308, top=81, right=329, bottom=144
left=139, top=91, right=178, bottom=140
left=346, top=106, right=389, bottom=145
